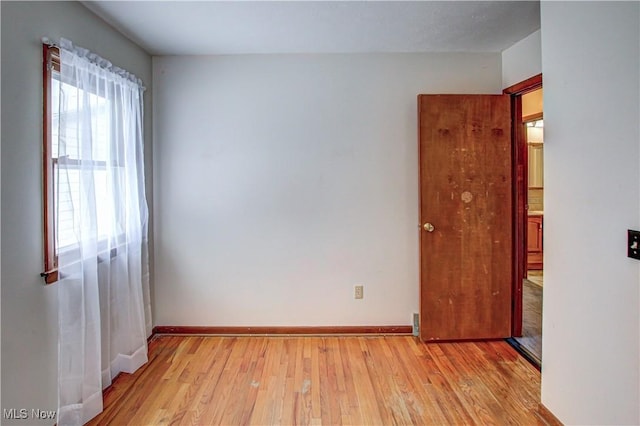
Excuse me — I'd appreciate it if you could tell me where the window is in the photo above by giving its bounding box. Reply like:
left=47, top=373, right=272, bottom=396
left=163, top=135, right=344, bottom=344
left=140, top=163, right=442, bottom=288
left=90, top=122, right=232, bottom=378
left=42, top=44, right=120, bottom=283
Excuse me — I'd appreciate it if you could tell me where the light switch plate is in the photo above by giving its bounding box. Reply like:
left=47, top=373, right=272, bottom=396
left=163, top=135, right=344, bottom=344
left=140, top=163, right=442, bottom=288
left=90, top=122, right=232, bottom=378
left=628, top=230, right=640, bottom=260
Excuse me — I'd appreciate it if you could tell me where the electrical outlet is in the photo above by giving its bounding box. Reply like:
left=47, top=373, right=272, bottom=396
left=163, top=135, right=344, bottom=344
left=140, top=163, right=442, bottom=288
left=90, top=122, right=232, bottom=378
left=354, top=285, right=364, bottom=299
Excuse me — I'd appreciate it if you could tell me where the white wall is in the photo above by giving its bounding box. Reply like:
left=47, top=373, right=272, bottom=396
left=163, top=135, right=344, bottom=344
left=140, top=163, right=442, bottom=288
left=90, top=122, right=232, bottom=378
left=540, top=2, right=639, bottom=424
left=153, top=53, right=501, bottom=327
left=502, top=29, right=541, bottom=89
left=1, top=2, right=152, bottom=424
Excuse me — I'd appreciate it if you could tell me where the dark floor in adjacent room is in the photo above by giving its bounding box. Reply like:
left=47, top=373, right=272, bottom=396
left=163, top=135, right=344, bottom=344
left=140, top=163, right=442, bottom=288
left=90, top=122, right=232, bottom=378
left=514, top=272, right=543, bottom=364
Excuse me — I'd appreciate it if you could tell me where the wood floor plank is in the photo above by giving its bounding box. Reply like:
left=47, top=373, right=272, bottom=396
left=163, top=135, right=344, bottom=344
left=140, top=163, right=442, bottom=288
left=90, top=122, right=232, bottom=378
left=365, top=337, right=414, bottom=424
left=348, top=337, right=384, bottom=425
left=87, top=336, right=561, bottom=426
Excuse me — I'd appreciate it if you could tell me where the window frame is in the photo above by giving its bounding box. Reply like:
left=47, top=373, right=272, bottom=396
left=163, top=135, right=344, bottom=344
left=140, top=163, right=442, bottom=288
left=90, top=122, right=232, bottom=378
left=42, top=44, right=59, bottom=284
left=42, top=44, right=125, bottom=284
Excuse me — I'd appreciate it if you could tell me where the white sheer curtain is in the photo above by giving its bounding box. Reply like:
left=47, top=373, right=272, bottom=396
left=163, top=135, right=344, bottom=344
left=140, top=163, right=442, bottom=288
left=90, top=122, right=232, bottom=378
left=54, top=38, right=150, bottom=425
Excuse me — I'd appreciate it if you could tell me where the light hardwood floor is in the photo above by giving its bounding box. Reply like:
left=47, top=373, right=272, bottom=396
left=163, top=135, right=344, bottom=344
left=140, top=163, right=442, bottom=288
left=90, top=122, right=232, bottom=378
left=89, top=335, right=559, bottom=425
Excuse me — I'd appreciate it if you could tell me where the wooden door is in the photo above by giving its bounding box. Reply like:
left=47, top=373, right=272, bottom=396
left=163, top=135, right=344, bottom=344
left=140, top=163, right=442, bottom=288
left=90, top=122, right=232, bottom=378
left=419, top=94, right=512, bottom=341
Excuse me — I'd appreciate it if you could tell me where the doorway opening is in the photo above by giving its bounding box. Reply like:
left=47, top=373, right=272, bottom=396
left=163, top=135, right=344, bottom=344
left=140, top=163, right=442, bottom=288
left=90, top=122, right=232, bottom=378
left=503, top=75, right=543, bottom=367
left=517, top=91, right=544, bottom=364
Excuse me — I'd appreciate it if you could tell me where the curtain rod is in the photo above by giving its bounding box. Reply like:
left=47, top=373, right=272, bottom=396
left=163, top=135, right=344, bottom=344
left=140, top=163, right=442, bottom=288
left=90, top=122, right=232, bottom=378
left=40, top=36, right=147, bottom=91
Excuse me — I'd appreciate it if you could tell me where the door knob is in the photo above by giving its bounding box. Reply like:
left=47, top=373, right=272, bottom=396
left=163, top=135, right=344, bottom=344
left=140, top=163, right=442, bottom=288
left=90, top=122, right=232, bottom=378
left=423, top=222, right=435, bottom=232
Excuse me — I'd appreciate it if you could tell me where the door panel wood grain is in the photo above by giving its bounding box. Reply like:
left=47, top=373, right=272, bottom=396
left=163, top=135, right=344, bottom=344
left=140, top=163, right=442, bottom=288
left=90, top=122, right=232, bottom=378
left=419, top=95, right=512, bottom=341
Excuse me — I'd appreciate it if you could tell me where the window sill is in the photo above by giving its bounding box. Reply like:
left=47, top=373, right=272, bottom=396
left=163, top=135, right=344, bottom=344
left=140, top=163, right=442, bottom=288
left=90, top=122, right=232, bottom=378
left=41, top=269, right=59, bottom=285
left=41, top=240, right=123, bottom=285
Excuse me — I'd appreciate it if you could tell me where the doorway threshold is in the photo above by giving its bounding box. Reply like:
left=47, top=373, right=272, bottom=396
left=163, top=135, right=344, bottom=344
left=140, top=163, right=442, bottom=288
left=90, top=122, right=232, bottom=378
left=506, top=337, right=541, bottom=370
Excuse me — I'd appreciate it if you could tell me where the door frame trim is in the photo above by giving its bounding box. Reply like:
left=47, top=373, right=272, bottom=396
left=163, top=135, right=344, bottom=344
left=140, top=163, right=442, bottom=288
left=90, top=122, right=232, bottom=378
left=503, top=73, right=543, bottom=337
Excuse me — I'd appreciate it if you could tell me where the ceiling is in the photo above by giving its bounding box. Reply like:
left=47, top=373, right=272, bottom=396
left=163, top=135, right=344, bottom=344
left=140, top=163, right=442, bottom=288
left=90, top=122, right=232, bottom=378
left=81, top=1, right=540, bottom=56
